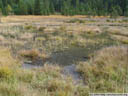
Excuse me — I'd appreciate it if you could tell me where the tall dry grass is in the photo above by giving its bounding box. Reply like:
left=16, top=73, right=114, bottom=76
left=77, top=46, right=128, bottom=93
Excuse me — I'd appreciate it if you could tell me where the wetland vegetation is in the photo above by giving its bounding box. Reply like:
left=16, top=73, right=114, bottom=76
left=0, top=15, right=128, bottom=96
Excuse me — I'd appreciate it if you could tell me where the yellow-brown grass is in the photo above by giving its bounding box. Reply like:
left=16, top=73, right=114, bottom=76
left=19, top=49, right=40, bottom=60
left=1, top=15, right=87, bottom=23
left=1, top=15, right=112, bottom=23
left=112, top=35, right=128, bottom=44
left=0, top=47, right=19, bottom=67
left=77, top=46, right=128, bottom=92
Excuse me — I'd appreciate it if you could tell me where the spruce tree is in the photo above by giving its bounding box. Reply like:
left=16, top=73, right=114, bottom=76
left=0, top=0, right=128, bottom=16
left=125, top=6, right=128, bottom=16
left=0, top=0, right=3, bottom=14
left=110, top=6, right=119, bottom=20
left=18, top=0, right=28, bottom=15
left=6, top=4, right=13, bottom=15
left=75, top=0, right=80, bottom=14
left=34, top=0, right=41, bottom=15
left=50, top=2, right=55, bottom=14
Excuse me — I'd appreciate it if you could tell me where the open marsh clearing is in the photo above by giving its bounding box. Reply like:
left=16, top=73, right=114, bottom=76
left=0, top=16, right=128, bottom=96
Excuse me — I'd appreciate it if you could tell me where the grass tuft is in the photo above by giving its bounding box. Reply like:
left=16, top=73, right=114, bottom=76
left=77, top=46, right=128, bottom=93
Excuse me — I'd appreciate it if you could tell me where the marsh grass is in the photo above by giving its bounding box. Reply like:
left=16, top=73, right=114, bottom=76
left=0, top=47, right=20, bottom=67
left=0, top=16, right=128, bottom=95
left=67, top=19, right=86, bottom=23
left=66, top=19, right=96, bottom=24
left=0, top=24, right=119, bottom=66
left=0, top=48, right=88, bottom=96
left=112, top=35, right=128, bottom=44
left=77, top=46, right=128, bottom=93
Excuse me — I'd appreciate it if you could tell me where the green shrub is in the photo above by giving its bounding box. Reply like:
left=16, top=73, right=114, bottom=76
left=121, top=39, right=128, bottom=44
left=0, top=67, right=13, bottom=79
left=67, top=19, right=85, bottom=23
left=76, top=86, right=90, bottom=96
left=24, top=25, right=36, bottom=31
left=24, top=25, right=33, bottom=30
left=38, top=27, right=46, bottom=32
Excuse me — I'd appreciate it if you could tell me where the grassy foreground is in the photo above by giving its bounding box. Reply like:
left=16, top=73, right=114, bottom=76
left=0, top=16, right=128, bottom=95
left=0, top=47, right=89, bottom=96
left=77, top=46, right=128, bottom=93
left=0, top=46, right=127, bottom=96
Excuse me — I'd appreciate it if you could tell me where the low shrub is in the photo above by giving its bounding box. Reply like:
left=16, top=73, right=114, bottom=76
left=24, top=25, right=33, bottom=30
left=0, top=67, right=13, bottom=79
left=38, top=26, right=46, bottom=32
left=67, top=19, right=85, bottom=23
left=19, top=49, right=40, bottom=60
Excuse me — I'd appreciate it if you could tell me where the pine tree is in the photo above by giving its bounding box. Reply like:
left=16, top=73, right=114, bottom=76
left=61, top=1, right=68, bottom=15
left=27, top=0, right=34, bottom=15
left=0, top=0, right=128, bottom=16
left=18, top=0, right=28, bottom=15
left=34, top=0, right=41, bottom=15
left=6, top=4, right=13, bottom=15
left=50, top=2, right=55, bottom=14
left=1, top=0, right=8, bottom=15
left=125, top=6, right=128, bottom=16
left=75, top=0, right=80, bottom=14
left=124, top=0, right=128, bottom=16
left=41, top=0, right=50, bottom=15
left=0, top=0, right=3, bottom=14
left=110, top=6, right=119, bottom=20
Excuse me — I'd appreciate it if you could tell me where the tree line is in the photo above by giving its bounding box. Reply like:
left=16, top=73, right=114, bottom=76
left=0, top=0, right=128, bottom=16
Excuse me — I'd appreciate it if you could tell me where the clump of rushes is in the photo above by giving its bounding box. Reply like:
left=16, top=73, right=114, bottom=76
left=77, top=46, right=128, bottom=93
left=40, top=64, right=62, bottom=78
left=0, top=47, right=19, bottom=80
left=38, top=26, right=46, bottom=32
left=0, top=47, right=20, bottom=68
left=111, top=35, right=128, bottom=44
left=24, top=25, right=34, bottom=30
left=0, top=67, right=13, bottom=79
left=19, top=49, right=50, bottom=63
left=0, top=82, right=23, bottom=96
left=19, top=49, right=40, bottom=60
left=67, top=19, right=85, bottom=23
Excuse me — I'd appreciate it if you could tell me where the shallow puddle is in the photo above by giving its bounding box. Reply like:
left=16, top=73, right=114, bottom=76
left=22, top=63, right=42, bottom=69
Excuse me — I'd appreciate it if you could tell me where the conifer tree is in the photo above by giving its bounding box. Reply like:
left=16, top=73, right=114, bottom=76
left=0, top=0, right=127, bottom=16
left=18, top=0, right=28, bottom=15
left=6, top=4, right=13, bottom=15
left=34, top=0, right=41, bottom=15
left=0, top=0, right=3, bottom=14
left=125, top=6, right=128, bottom=16
left=50, top=2, right=55, bottom=14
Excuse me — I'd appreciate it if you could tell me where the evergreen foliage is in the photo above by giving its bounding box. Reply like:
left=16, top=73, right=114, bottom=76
left=0, top=0, right=128, bottom=16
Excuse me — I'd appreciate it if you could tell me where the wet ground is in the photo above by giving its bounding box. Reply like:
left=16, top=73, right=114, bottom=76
left=23, top=63, right=84, bottom=85
left=1, top=16, right=128, bottom=86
